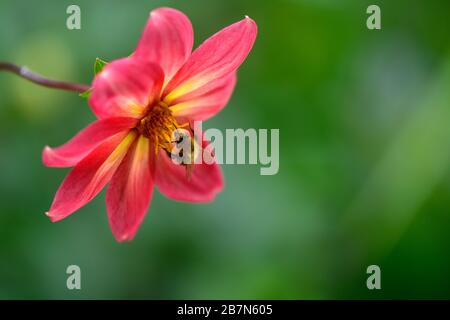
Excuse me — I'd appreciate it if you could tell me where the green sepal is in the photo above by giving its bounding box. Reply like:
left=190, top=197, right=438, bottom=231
left=94, top=57, right=108, bottom=75
left=79, top=88, right=92, bottom=98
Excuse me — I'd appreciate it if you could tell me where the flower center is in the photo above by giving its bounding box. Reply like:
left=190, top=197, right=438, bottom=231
left=136, top=102, right=178, bottom=153
left=137, top=102, right=195, bottom=178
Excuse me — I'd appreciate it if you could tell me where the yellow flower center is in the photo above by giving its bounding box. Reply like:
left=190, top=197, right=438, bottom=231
left=137, top=102, right=180, bottom=153
left=137, top=101, right=194, bottom=162
left=136, top=102, right=196, bottom=178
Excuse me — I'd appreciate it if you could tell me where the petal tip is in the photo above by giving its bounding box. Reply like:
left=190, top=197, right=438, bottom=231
left=243, top=15, right=257, bottom=32
left=42, top=146, right=50, bottom=159
left=150, top=6, right=181, bottom=18
left=42, top=146, right=54, bottom=165
left=42, top=145, right=51, bottom=153
left=244, top=15, right=256, bottom=24
left=114, top=232, right=135, bottom=243
left=45, top=211, right=60, bottom=223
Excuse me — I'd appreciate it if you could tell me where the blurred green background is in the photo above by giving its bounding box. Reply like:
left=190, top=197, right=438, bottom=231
left=0, top=0, right=449, bottom=299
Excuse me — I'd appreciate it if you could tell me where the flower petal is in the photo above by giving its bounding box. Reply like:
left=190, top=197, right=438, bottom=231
left=169, top=73, right=236, bottom=121
left=163, top=16, right=256, bottom=104
left=43, top=117, right=138, bottom=168
left=46, top=131, right=137, bottom=222
left=154, top=138, right=223, bottom=202
left=106, top=135, right=153, bottom=242
left=89, top=57, right=164, bottom=119
left=135, top=7, right=193, bottom=83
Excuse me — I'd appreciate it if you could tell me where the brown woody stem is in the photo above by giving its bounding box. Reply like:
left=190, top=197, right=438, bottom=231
left=0, top=61, right=90, bottom=93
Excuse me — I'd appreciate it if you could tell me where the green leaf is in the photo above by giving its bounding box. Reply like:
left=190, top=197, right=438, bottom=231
left=79, top=88, right=92, bottom=98
left=94, top=57, right=108, bottom=75
left=79, top=58, right=107, bottom=99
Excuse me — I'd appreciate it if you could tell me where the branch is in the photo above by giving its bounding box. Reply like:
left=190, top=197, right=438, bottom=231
left=0, top=61, right=90, bottom=93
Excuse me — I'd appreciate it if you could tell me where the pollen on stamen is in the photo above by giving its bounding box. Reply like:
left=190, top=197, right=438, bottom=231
left=136, top=103, right=196, bottom=177
left=137, top=103, right=179, bottom=153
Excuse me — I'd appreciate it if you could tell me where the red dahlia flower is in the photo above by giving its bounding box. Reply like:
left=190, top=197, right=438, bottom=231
left=42, top=7, right=257, bottom=241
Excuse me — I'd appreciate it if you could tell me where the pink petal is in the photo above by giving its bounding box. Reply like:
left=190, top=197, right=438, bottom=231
left=106, top=135, right=153, bottom=242
left=169, top=73, right=236, bottom=121
left=89, top=57, right=164, bottom=119
left=135, top=7, right=193, bottom=83
left=46, top=131, right=137, bottom=222
left=43, top=117, right=138, bottom=168
left=162, top=16, right=257, bottom=106
left=154, top=138, right=224, bottom=202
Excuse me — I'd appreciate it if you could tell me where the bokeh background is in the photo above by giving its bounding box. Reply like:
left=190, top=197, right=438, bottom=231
left=0, top=0, right=449, bottom=299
